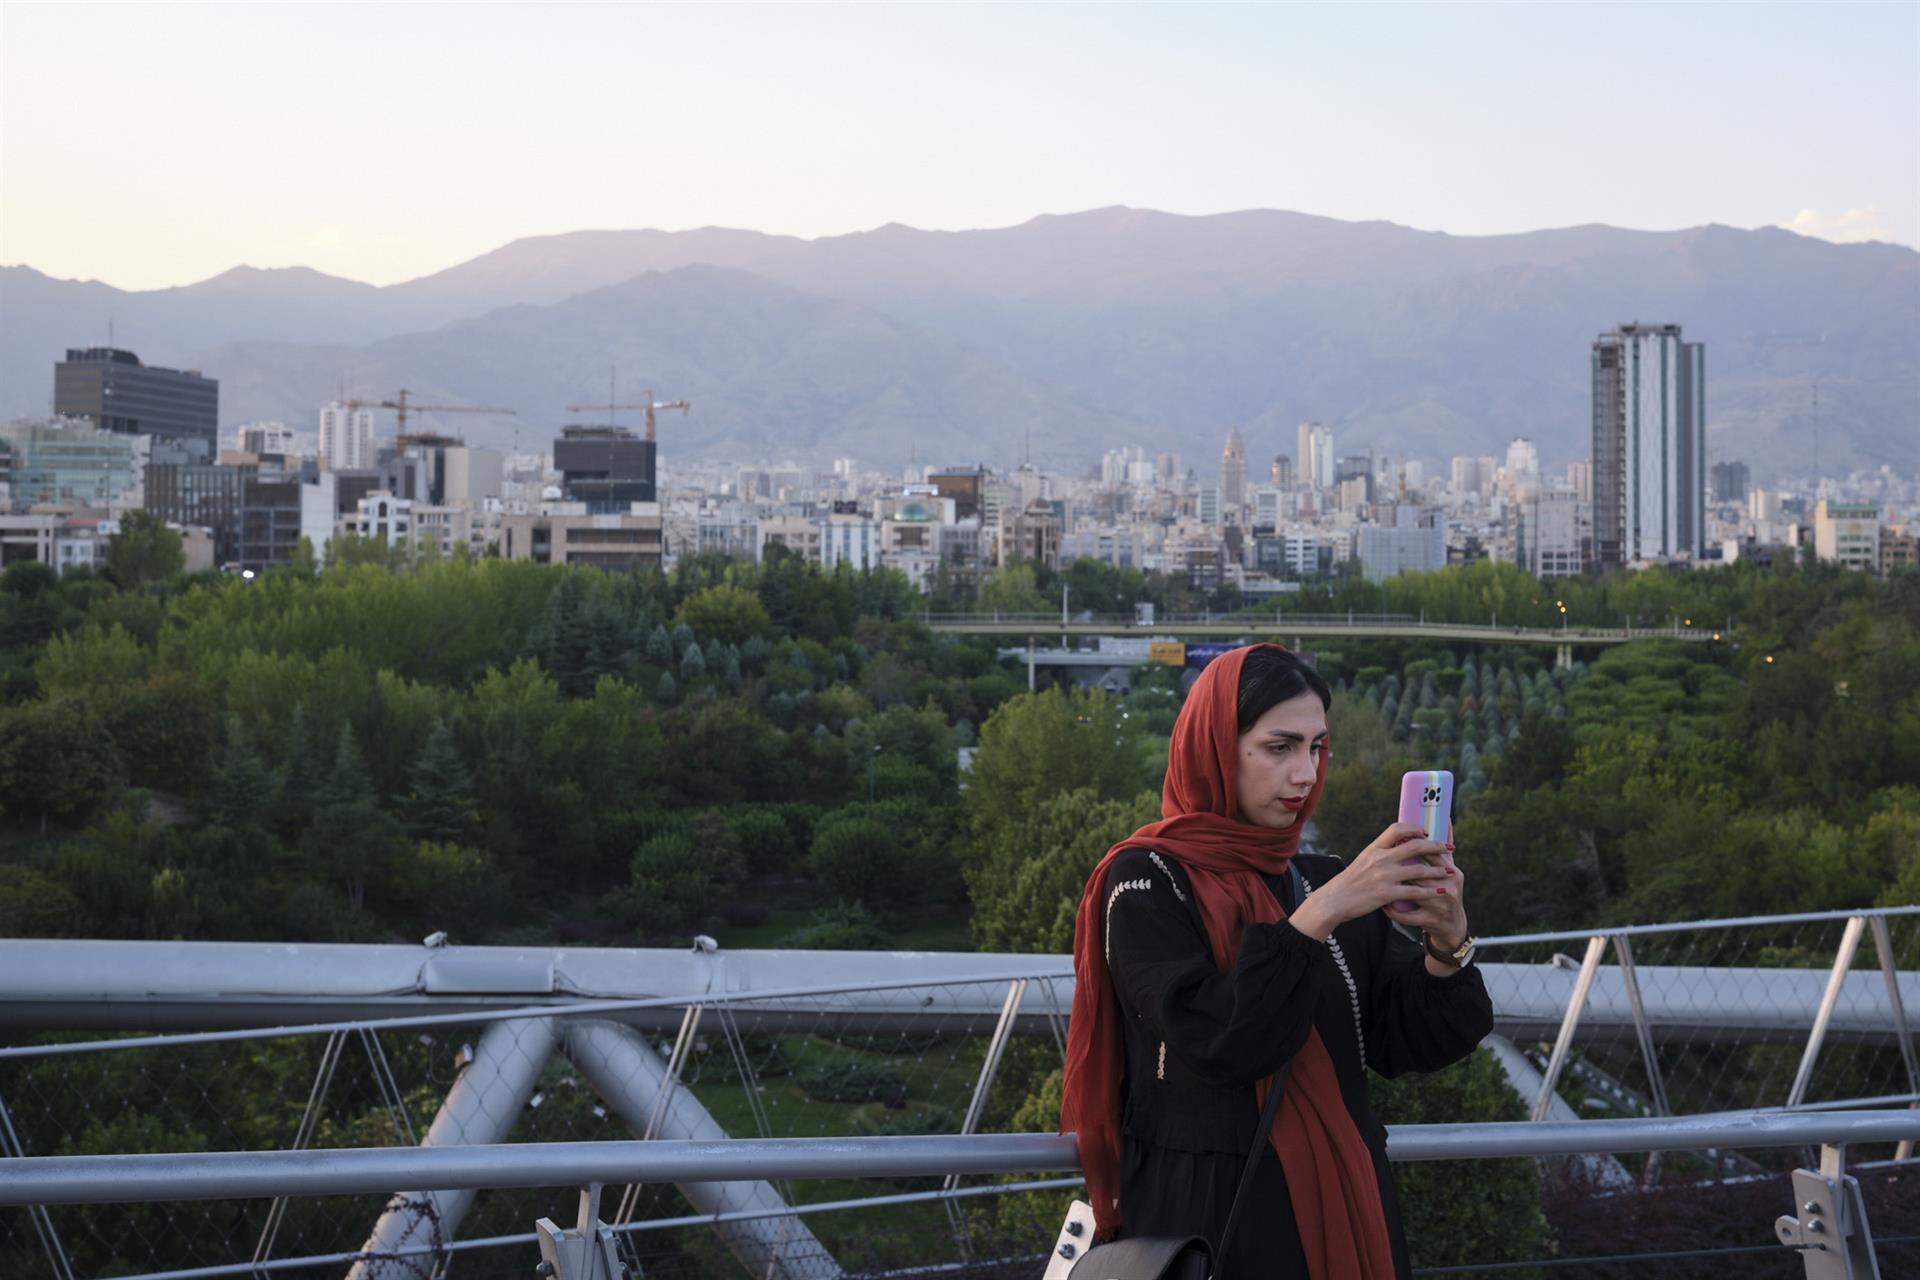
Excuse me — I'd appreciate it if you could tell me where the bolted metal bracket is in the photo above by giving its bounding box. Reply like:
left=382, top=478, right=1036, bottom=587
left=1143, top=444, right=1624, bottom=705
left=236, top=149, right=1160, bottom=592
left=1774, top=1145, right=1880, bottom=1280
left=535, top=1182, right=631, bottom=1280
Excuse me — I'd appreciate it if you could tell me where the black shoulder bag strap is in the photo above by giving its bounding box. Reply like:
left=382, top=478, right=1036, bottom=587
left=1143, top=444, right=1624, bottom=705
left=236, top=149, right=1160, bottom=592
left=1212, top=861, right=1309, bottom=1268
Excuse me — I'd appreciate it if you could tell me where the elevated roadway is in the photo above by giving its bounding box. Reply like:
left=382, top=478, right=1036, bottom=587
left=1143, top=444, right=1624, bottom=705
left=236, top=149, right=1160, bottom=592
left=926, top=611, right=1716, bottom=649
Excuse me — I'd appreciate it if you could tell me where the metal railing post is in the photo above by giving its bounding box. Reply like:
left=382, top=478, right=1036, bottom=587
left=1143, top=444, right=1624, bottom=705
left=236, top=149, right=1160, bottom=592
left=1868, top=916, right=1918, bottom=1161
left=942, top=978, right=1029, bottom=1252
left=1774, top=1143, right=1883, bottom=1280
left=1611, top=934, right=1673, bottom=1187
left=954, top=979, right=1028, bottom=1145
left=251, top=1028, right=347, bottom=1268
left=612, top=1001, right=703, bottom=1226
left=1787, top=916, right=1868, bottom=1109
left=535, top=1181, right=623, bottom=1280
left=0, top=1087, right=75, bottom=1280
left=1612, top=936, right=1670, bottom=1118
left=1531, top=935, right=1607, bottom=1122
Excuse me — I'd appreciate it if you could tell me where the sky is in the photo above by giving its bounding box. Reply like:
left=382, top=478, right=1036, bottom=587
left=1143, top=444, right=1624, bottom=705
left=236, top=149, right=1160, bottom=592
left=1, top=1, right=1915, bottom=291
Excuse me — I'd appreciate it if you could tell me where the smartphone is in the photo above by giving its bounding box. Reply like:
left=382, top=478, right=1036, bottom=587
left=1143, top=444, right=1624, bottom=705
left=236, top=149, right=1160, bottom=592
left=1390, top=769, right=1454, bottom=914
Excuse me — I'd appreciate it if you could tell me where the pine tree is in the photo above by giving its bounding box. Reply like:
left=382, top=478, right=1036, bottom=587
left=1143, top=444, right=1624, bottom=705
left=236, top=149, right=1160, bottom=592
left=680, top=642, right=706, bottom=679
left=539, top=576, right=592, bottom=697
left=206, top=715, right=281, bottom=830
left=580, top=591, right=629, bottom=687
left=670, top=622, right=696, bottom=659
left=646, top=625, right=673, bottom=665
left=273, top=704, right=314, bottom=835
left=314, top=724, right=373, bottom=811
left=401, top=721, right=479, bottom=842
left=656, top=670, right=679, bottom=703
left=302, top=725, right=399, bottom=912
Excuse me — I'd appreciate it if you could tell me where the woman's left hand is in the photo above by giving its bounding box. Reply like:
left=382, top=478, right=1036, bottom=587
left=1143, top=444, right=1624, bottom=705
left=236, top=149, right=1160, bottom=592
left=1392, top=847, right=1469, bottom=968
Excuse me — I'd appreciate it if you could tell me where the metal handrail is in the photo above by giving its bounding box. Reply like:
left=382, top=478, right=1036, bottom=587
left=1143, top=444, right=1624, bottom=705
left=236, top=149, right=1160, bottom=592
left=1477, top=903, right=1920, bottom=949
left=917, top=611, right=1708, bottom=638
left=3, top=1111, right=1916, bottom=1208
left=1, top=905, right=1913, bottom=1061
left=0, top=967, right=1078, bottom=1061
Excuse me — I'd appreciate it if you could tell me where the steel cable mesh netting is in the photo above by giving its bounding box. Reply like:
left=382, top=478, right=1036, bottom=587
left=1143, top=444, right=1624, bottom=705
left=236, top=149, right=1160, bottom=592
left=1475, top=912, right=1920, bottom=1186
left=0, top=978, right=1071, bottom=1279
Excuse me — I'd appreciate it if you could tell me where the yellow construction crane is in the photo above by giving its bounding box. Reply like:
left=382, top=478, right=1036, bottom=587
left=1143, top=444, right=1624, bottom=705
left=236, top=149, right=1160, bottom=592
left=348, top=388, right=516, bottom=435
left=565, top=388, right=691, bottom=442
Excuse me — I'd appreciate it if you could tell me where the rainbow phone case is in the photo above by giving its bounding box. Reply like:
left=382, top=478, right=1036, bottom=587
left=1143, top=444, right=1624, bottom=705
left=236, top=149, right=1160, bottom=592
left=1390, top=770, right=1453, bottom=914
left=1398, top=770, right=1454, bottom=844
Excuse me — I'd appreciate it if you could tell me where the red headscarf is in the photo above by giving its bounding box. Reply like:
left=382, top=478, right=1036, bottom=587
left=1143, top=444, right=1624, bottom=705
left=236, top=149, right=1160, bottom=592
left=1060, top=643, right=1396, bottom=1278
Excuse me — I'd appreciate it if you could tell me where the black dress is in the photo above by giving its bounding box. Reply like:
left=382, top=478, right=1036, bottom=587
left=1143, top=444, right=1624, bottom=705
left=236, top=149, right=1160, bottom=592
left=1100, top=847, right=1495, bottom=1279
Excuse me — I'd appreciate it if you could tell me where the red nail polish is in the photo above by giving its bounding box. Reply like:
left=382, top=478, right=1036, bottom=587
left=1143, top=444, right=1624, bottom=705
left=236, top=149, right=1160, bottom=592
left=1436, top=887, right=1448, bottom=895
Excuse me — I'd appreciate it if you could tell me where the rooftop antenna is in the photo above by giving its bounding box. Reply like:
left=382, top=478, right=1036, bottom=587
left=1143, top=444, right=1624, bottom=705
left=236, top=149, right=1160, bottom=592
left=1812, top=381, right=1823, bottom=496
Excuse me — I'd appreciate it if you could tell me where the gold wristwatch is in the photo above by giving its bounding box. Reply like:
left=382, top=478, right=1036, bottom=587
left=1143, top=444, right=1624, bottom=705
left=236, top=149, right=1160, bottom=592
left=1423, top=931, right=1477, bottom=969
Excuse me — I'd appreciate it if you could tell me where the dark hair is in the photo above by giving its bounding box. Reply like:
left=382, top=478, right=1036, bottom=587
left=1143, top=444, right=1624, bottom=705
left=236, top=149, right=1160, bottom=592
left=1236, top=646, right=1332, bottom=733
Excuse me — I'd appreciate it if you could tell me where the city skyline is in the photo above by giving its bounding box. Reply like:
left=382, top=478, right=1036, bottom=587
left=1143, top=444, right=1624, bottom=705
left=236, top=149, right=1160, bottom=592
left=2, top=2, right=1915, bottom=290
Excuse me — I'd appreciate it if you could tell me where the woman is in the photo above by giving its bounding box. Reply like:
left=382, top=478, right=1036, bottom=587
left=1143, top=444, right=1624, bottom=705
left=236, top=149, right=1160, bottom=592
left=1061, top=643, right=1493, bottom=1279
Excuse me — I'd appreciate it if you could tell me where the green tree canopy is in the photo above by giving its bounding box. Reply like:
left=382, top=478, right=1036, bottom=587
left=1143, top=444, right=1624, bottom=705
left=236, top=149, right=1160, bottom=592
left=103, top=511, right=185, bottom=590
left=672, top=583, right=773, bottom=645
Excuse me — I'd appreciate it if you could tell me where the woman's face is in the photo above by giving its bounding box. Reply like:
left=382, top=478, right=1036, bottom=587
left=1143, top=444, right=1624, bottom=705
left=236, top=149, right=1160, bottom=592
left=1234, top=690, right=1328, bottom=829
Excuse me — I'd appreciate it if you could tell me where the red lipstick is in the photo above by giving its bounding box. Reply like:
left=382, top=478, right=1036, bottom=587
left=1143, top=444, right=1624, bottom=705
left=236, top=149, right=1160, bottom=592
left=1278, top=796, right=1306, bottom=811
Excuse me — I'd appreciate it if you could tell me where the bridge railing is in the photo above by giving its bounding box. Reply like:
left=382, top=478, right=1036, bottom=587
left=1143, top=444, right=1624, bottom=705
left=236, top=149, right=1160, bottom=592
left=919, top=611, right=1710, bottom=640
left=3, top=1112, right=1917, bottom=1280
left=1, top=905, right=1914, bottom=1277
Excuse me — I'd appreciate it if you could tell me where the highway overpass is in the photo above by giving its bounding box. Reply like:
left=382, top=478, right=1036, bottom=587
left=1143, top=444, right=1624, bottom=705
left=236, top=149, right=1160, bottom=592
left=924, top=611, right=1718, bottom=648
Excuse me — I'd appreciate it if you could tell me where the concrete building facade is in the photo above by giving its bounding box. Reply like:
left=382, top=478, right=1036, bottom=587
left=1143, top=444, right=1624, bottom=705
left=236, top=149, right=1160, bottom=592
left=1518, top=491, right=1589, bottom=580
left=1591, top=322, right=1706, bottom=568
left=1813, top=498, right=1881, bottom=573
left=0, top=417, right=143, bottom=512
left=500, top=511, right=664, bottom=570
left=318, top=404, right=376, bottom=471
left=54, top=348, right=218, bottom=461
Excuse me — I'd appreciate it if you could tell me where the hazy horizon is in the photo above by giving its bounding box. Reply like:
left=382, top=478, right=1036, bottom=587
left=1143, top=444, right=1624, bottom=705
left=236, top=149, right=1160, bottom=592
left=3, top=1, right=1914, bottom=291
left=12, top=203, right=1916, bottom=295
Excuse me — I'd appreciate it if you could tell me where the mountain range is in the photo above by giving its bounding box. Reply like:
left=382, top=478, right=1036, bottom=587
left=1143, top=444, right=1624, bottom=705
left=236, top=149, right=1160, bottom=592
left=3, top=207, right=1914, bottom=480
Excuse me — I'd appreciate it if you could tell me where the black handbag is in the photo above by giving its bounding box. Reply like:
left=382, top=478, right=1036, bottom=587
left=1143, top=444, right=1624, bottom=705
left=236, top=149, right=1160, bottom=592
left=1046, top=1059, right=1290, bottom=1280
left=1047, top=862, right=1306, bottom=1280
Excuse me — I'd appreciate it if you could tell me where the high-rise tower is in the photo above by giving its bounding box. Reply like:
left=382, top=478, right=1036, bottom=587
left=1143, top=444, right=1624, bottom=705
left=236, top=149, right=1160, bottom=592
left=1296, top=422, right=1334, bottom=491
left=319, top=402, right=376, bottom=471
left=54, top=348, right=218, bottom=462
left=1220, top=427, right=1247, bottom=514
left=1590, top=323, right=1705, bottom=569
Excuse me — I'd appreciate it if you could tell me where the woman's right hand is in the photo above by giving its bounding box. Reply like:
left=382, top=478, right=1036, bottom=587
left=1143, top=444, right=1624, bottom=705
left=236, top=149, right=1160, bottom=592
left=1286, top=823, right=1453, bottom=940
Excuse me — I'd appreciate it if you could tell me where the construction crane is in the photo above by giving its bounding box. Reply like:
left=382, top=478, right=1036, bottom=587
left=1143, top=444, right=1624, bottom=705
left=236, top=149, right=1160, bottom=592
left=347, top=388, right=516, bottom=436
left=565, top=388, right=691, bottom=443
